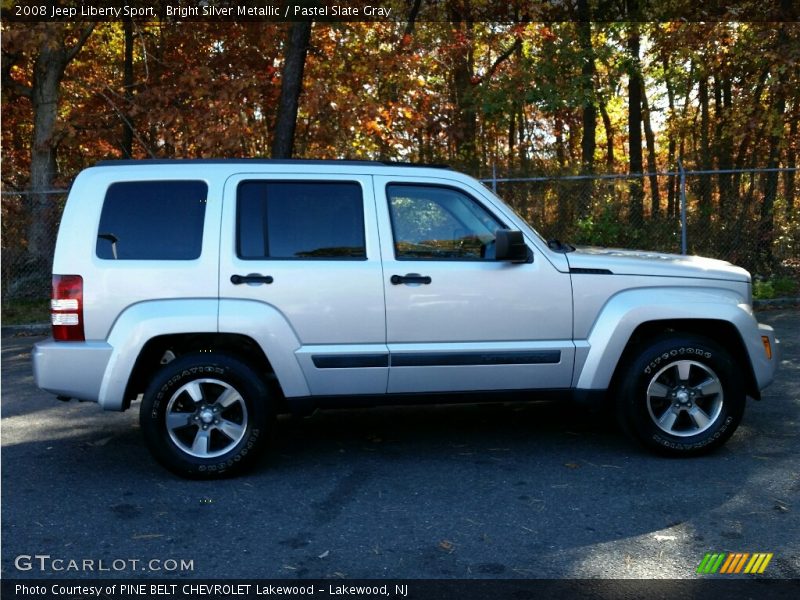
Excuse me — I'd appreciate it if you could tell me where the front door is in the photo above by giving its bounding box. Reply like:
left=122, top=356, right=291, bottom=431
left=374, top=176, right=574, bottom=394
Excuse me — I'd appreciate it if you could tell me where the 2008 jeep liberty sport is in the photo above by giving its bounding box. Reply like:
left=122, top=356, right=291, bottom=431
left=32, top=160, right=779, bottom=478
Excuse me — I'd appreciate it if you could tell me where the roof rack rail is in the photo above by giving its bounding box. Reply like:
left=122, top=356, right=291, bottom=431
left=94, top=158, right=452, bottom=169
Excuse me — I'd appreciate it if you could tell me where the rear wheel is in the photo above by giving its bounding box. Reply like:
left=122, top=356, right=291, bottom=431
left=616, top=334, right=746, bottom=456
left=140, top=353, right=271, bottom=478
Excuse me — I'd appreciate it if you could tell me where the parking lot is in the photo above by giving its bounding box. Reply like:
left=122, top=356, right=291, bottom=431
left=2, top=310, right=798, bottom=580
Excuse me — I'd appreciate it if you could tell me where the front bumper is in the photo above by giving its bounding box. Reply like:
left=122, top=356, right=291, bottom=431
left=754, top=323, right=780, bottom=391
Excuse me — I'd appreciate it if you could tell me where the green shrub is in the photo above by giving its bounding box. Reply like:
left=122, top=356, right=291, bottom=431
left=753, top=275, right=798, bottom=299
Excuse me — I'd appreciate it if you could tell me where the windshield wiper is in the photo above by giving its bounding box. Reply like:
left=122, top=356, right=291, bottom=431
left=547, top=239, right=575, bottom=253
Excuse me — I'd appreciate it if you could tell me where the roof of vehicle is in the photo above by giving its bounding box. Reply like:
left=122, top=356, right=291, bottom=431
left=95, top=159, right=452, bottom=169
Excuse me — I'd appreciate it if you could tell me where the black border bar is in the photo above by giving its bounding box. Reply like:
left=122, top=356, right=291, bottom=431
left=4, top=579, right=800, bottom=600
left=3, top=1, right=799, bottom=23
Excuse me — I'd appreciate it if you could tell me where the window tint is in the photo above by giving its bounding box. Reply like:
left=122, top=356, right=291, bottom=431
left=237, top=181, right=366, bottom=260
left=96, top=181, right=207, bottom=260
left=387, top=184, right=503, bottom=260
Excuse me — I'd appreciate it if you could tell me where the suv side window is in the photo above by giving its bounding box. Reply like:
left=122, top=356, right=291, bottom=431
left=387, top=184, right=504, bottom=260
left=96, top=181, right=207, bottom=260
left=237, top=181, right=366, bottom=260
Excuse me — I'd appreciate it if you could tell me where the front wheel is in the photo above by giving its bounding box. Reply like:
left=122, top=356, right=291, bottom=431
left=616, top=334, right=746, bottom=456
left=140, top=353, right=271, bottom=478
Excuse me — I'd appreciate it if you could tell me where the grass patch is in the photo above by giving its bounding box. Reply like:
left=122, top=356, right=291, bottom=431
left=1, top=298, right=49, bottom=326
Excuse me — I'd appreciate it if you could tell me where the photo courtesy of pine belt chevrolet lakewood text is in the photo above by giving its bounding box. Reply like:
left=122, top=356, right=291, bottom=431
left=32, top=160, right=780, bottom=478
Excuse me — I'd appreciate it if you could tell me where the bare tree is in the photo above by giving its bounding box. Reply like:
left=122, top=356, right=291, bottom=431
left=272, top=21, right=312, bottom=159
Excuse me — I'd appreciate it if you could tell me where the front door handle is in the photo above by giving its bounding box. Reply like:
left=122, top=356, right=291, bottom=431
left=231, top=274, right=274, bottom=285
left=390, top=273, right=432, bottom=285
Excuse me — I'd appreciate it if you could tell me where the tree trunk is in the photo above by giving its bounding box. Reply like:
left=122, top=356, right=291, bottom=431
left=508, top=33, right=524, bottom=174
left=661, top=50, right=677, bottom=218
left=698, top=74, right=712, bottom=230
left=599, top=102, right=614, bottom=171
left=555, top=116, right=570, bottom=231
left=27, top=24, right=94, bottom=264
left=272, top=21, right=312, bottom=159
left=760, top=25, right=789, bottom=270
left=517, top=106, right=527, bottom=171
left=641, top=84, right=660, bottom=217
left=785, top=100, right=797, bottom=216
left=716, top=74, right=734, bottom=220
left=677, top=60, right=694, bottom=220
left=29, top=51, right=62, bottom=262
left=121, top=18, right=134, bottom=158
left=449, top=21, right=478, bottom=173
left=760, top=89, right=785, bottom=270
left=508, top=109, right=515, bottom=169
left=626, top=18, right=644, bottom=228
left=555, top=117, right=566, bottom=170
left=578, top=6, right=596, bottom=174
left=577, top=2, right=596, bottom=219
left=732, top=68, right=769, bottom=215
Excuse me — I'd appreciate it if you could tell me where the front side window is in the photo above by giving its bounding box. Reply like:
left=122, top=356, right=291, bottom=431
left=96, top=180, right=207, bottom=260
left=236, top=181, right=366, bottom=260
left=387, top=184, right=504, bottom=260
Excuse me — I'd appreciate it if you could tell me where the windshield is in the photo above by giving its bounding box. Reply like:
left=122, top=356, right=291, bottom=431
left=479, top=181, right=549, bottom=245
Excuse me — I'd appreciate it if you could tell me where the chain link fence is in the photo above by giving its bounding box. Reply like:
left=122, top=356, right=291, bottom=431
left=483, top=167, right=800, bottom=275
left=2, top=190, right=67, bottom=324
left=2, top=167, right=798, bottom=323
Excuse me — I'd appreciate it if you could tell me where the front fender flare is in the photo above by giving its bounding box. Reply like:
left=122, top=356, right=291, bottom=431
left=574, top=287, right=759, bottom=390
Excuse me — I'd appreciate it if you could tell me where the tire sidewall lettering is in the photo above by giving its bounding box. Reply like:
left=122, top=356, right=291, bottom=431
left=651, top=416, right=733, bottom=450
left=643, top=347, right=713, bottom=375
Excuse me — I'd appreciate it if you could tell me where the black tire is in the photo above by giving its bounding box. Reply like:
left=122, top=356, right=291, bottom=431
left=140, top=353, right=271, bottom=478
left=616, top=334, right=746, bottom=456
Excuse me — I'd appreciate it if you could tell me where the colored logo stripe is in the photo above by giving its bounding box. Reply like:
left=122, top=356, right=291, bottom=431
left=697, top=552, right=773, bottom=574
left=720, top=553, right=749, bottom=573
left=744, top=553, right=774, bottom=574
left=697, top=553, right=726, bottom=574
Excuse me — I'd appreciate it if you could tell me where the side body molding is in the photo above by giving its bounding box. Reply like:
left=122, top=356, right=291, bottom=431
left=573, top=287, right=766, bottom=390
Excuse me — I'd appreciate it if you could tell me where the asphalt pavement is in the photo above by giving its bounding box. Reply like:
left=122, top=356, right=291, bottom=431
left=1, top=310, right=798, bottom=580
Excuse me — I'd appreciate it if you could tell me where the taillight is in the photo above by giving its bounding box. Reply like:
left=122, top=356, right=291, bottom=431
left=51, top=275, right=85, bottom=341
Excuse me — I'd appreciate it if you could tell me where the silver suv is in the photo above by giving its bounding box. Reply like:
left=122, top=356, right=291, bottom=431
left=33, top=160, right=779, bottom=477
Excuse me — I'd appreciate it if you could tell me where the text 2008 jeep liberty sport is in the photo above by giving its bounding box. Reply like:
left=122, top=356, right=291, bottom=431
left=33, top=160, right=779, bottom=478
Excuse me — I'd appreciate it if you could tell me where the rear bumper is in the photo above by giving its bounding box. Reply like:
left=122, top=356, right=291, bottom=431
left=32, top=339, right=112, bottom=403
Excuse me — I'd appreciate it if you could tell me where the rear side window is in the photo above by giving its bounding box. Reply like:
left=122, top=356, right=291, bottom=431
left=237, top=181, right=366, bottom=260
left=96, top=181, right=207, bottom=260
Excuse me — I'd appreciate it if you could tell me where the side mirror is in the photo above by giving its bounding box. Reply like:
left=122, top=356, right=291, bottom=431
left=495, top=229, right=529, bottom=263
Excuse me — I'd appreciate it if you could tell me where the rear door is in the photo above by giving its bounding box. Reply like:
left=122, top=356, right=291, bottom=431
left=374, top=176, right=574, bottom=394
left=219, top=173, right=387, bottom=395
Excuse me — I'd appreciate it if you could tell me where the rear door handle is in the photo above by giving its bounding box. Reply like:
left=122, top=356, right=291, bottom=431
left=231, top=274, right=274, bottom=285
left=390, top=273, right=432, bottom=285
